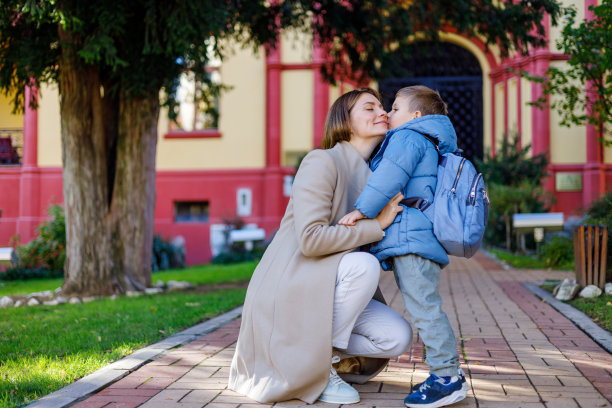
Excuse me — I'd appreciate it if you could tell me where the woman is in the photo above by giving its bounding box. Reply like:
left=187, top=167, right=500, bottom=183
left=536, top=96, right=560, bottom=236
left=229, top=88, right=413, bottom=404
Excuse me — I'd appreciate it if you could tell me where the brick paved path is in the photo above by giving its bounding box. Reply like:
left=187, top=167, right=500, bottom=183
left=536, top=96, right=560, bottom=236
left=72, top=255, right=612, bottom=408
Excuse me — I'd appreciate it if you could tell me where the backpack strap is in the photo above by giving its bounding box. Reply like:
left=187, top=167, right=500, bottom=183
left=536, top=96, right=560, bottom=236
left=421, top=133, right=463, bottom=159
left=421, top=134, right=444, bottom=165
left=400, top=197, right=432, bottom=211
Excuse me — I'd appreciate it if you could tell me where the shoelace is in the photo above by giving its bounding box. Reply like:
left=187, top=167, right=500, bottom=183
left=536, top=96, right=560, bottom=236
left=418, top=381, right=431, bottom=393
left=329, top=371, right=346, bottom=386
left=329, top=355, right=347, bottom=386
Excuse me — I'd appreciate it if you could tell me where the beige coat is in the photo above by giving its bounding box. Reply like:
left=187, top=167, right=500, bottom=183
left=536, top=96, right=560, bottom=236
left=228, top=141, right=387, bottom=403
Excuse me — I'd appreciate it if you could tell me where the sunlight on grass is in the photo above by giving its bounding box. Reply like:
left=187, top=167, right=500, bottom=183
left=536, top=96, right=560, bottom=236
left=0, top=288, right=247, bottom=407
left=0, top=261, right=257, bottom=296
left=0, top=278, right=64, bottom=297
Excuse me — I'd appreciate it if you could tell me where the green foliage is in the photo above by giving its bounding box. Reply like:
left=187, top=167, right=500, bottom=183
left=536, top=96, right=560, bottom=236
left=0, top=0, right=565, bottom=110
left=523, top=1, right=612, bottom=144
left=476, top=135, right=549, bottom=186
left=476, top=136, right=552, bottom=250
left=490, top=248, right=572, bottom=270
left=211, top=244, right=266, bottom=264
left=0, top=289, right=247, bottom=408
left=152, top=235, right=185, bottom=272
left=11, top=205, right=65, bottom=275
left=539, top=235, right=574, bottom=268
left=585, top=192, right=612, bottom=228
left=1, top=207, right=188, bottom=279
left=0, top=0, right=565, bottom=291
left=569, top=293, right=612, bottom=332
left=0, top=267, right=62, bottom=281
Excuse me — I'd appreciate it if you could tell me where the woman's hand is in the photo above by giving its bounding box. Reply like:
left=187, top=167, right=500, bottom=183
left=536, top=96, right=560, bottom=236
left=375, top=192, right=404, bottom=230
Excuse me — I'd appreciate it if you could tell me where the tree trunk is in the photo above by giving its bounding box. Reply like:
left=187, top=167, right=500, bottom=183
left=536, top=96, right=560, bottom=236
left=109, top=93, right=159, bottom=292
left=58, top=28, right=159, bottom=296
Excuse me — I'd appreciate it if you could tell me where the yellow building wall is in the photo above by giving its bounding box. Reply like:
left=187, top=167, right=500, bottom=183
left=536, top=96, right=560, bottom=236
left=281, top=70, right=314, bottom=167
left=37, top=83, right=62, bottom=167
left=0, top=93, right=22, bottom=128
left=520, top=77, right=533, bottom=151
left=281, top=30, right=312, bottom=64
left=156, top=46, right=266, bottom=170
left=494, top=83, right=505, bottom=151
left=508, top=78, right=518, bottom=137
left=548, top=60, right=587, bottom=164
left=549, top=96, right=587, bottom=164
left=549, top=0, right=586, bottom=53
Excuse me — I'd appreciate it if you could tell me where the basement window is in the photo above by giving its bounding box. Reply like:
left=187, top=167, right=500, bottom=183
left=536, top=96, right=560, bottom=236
left=174, top=201, right=209, bottom=223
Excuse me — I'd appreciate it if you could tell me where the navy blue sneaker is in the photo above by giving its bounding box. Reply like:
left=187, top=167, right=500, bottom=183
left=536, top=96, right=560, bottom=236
left=404, top=374, right=467, bottom=408
left=410, top=369, right=469, bottom=393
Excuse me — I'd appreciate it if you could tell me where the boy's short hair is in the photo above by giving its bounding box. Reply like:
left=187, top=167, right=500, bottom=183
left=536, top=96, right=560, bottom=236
left=396, top=85, right=448, bottom=116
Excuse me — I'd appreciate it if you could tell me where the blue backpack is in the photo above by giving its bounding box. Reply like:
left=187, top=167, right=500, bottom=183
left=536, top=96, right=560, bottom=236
left=402, top=135, right=489, bottom=258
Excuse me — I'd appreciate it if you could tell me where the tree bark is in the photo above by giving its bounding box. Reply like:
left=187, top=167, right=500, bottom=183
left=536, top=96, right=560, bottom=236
left=58, top=27, right=159, bottom=296
left=109, top=93, right=159, bottom=292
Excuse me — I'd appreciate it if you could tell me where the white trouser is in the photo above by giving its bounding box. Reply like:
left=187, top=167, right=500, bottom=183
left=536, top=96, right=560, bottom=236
left=332, top=252, right=412, bottom=358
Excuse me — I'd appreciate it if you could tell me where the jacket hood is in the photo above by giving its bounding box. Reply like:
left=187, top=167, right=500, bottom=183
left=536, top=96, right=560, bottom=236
left=388, top=115, right=458, bottom=155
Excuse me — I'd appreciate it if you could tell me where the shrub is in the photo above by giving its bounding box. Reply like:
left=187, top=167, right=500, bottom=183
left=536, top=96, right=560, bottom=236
left=0, top=205, right=186, bottom=280
left=476, top=134, right=552, bottom=250
left=539, top=235, right=574, bottom=268
left=211, top=242, right=266, bottom=264
left=152, top=235, right=186, bottom=272
left=0, top=266, right=62, bottom=281
left=13, top=204, right=65, bottom=272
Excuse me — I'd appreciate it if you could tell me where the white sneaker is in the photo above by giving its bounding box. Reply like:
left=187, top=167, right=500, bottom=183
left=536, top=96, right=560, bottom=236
left=318, top=356, right=360, bottom=404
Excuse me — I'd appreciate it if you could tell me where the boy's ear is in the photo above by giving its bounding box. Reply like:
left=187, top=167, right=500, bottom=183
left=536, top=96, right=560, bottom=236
left=413, top=111, right=422, bottom=119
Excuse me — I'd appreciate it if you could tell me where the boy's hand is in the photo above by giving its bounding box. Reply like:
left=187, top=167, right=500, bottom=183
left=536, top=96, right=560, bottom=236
left=338, top=209, right=365, bottom=226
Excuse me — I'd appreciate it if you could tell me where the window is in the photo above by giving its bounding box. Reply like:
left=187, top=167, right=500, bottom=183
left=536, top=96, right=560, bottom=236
left=170, top=69, right=221, bottom=131
left=174, top=201, right=209, bottom=223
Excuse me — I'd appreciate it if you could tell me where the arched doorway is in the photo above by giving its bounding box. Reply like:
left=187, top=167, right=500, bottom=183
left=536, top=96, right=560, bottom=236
left=379, top=41, right=483, bottom=163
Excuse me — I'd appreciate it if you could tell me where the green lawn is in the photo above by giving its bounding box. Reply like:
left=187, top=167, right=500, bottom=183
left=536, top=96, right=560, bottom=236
left=0, top=261, right=258, bottom=296
left=0, top=261, right=257, bottom=408
left=488, top=248, right=573, bottom=271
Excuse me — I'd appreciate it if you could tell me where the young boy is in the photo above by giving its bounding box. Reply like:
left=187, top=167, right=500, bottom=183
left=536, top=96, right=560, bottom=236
left=338, top=86, right=468, bottom=408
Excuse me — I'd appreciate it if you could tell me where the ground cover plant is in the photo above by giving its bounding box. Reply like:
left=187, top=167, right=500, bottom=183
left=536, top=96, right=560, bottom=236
left=0, top=261, right=256, bottom=407
left=489, top=249, right=573, bottom=271
left=540, top=280, right=612, bottom=333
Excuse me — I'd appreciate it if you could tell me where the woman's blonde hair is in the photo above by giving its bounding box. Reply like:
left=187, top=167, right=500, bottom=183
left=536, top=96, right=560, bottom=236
left=322, top=88, right=381, bottom=149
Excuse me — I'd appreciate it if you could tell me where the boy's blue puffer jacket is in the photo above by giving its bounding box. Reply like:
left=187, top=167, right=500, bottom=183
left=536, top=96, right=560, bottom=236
left=354, top=115, right=458, bottom=269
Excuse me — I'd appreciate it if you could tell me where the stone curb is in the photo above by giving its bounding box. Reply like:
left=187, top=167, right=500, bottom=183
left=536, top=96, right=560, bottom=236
left=522, top=282, right=612, bottom=353
left=27, top=306, right=243, bottom=408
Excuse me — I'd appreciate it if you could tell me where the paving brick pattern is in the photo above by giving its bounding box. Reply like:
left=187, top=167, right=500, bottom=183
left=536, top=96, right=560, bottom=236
left=71, top=254, right=612, bottom=408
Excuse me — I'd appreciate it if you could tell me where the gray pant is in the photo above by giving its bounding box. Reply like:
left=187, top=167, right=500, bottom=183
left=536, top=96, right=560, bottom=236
left=393, top=254, right=459, bottom=377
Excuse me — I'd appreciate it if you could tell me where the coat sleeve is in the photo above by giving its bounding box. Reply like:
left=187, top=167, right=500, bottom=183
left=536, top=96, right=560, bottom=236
left=354, top=134, right=425, bottom=218
left=292, top=150, right=385, bottom=258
